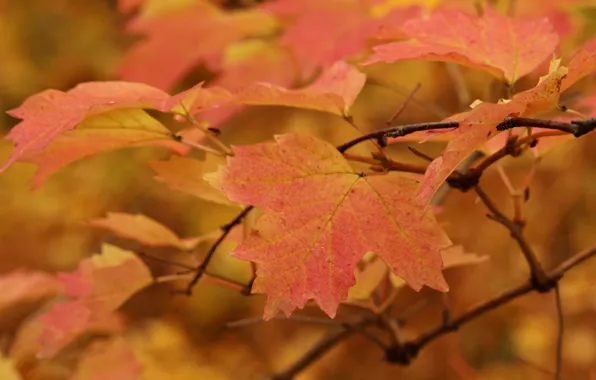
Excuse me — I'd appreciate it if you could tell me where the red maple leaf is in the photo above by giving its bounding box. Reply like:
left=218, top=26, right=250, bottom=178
left=207, top=133, right=451, bottom=319
left=1, top=82, right=174, bottom=176
left=365, top=6, right=559, bottom=84
left=118, top=2, right=277, bottom=90
left=263, top=0, right=422, bottom=79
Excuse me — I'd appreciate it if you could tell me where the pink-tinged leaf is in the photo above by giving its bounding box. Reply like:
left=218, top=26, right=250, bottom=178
left=0, top=270, right=63, bottom=314
left=36, top=301, right=125, bottom=359
left=365, top=6, right=558, bottom=84
left=148, top=156, right=235, bottom=206
left=390, top=245, right=488, bottom=287
left=207, top=134, right=451, bottom=319
left=117, top=0, right=143, bottom=12
left=57, top=244, right=153, bottom=314
left=511, top=64, right=568, bottom=116
left=561, top=38, right=596, bottom=92
left=87, top=212, right=202, bottom=251
left=118, top=3, right=277, bottom=90
left=165, top=83, right=233, bottom=117
left=0, top=355, right=22, bottom=380
left=234, top=61, right=366, bottom=116
left=21, top=129, right=187, bottom=189
left=263, top=0, right=422, bottom=78
left=417, top=101, right=526, bottom=204
left=417, top=65, right=569, bottom=204
left=73, top=337, right=142, bottom=380
left=2, top=82, right=171, bottom=174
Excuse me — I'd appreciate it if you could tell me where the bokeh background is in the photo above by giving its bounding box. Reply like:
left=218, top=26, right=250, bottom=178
left=2, top=0, right=596, bottom=379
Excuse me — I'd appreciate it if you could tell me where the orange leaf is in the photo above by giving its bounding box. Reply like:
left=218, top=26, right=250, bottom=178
left=365, top=6, right=558, bottom=84
left=0, top=270, right=63, bottom=329
left=2, top=82, right=172, bottom=175
left=417, top=101, right=525, bottom=204
left=57, top=244, right=153, bottom=314
left=208, top=134, right=451, bottom=319
left=234, top=61, right=366, bottom=116
left=118, top=3, right=277, bottom=90
left=87, top=212, right=203, bottom=250
left=417, top=65, right=569, bottom=204
left=561, top=38, right=596, bottom=92
left=263, top=0, right=422, bottom=78
left=36, top=301, right=125, bottom=359
left=148, top=156, right=235, bottom=206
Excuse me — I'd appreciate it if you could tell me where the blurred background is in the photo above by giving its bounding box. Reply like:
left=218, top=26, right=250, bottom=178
left=2, top=0, right=596, bottom=378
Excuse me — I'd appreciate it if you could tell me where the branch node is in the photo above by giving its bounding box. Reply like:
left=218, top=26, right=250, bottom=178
left=446, top=171, right=480, bottom=192
left=385, top=343, right=419, bottom=365
left=496, top=117, right=515, bottom=131
left=531, top=273, right=560, bottom=293
left=571, top=118, right=596, bottom=137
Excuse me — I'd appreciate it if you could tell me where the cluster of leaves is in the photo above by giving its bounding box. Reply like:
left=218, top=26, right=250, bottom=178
left=4, top=0, right=596, bottom=377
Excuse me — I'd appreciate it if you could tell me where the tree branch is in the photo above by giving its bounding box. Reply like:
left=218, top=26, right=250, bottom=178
left=554, top=284, right=564, bottom=380
left=383, top=243, right=596, bottom=365
left=184, top=206, right=254, bottom=295
left=473, top=185, right=551, bottom=290
left=336, top=116, right=596, bottom=154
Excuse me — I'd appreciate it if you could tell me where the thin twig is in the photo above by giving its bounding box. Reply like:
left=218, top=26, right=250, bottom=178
left=184, top=206, right=253, bottom=294
left=386, top=83, right=421, bottom=125
left=385, top=243, right=596, bottom=365
left=473, top=185, right=550, bottom=288
left=554, top=284, right=564, bottom=380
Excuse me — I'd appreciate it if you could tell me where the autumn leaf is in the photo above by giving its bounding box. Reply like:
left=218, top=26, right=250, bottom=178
left=207, top=133, right=451, bottom=319
left=87, top=212, right=203, bottom=251
left=234, top=61, right=366, bottom=116
left=263, top=0, right=422, bottom=78
left=11, top=245, right=152, bottom=359
left=1, top=82, right=175, bottom=177
left=149, top=155, right=235, bottom=206
left=561, top=37, right=596, bottom=92
left=35, top=301, right=125, bottom=359
left=73, top=337, right=143, bottom=380
left=416, top=64, right=569, bottom=204
left=0, top=270, right=63, bottom=330
left=118, top=2, right=278, bottom=90
left=348, top=245, right=487, bottom=300
left=365, top=6, right=559, bottom=84
left=57, top=244, right=152, bottom=313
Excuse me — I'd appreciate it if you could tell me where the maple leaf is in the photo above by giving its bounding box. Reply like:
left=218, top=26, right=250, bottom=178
left=561, top=37, right=596, bottom=92
left=1, top=82, right=175, bottom=177
left=348, top=245, right=487, bottom=300
left=36, top=301, right=125, bottom=358
left=148, top=155, right=236, bottom=206
left=11, top=244, right=152, bottom=359
left=119, top=2, right=278, bottom=90
left=233, top=61, right=367, bottom=116
left=365, top=6, right=559, bottom=84
left=207, top=133, right=451, bottom=319
left=87, top=212, right=203, bottom=250
left=73, top=337, right=143, bottom=380
left=417, top=65, right=569, bottom=204
left=262, top=0, right=422, bottom=78
left=0, top=270, right=63, bottom=330
left=57, top=244, right=153, bottom=313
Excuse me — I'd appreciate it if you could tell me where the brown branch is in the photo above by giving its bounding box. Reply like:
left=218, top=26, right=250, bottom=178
left=336, top=116, right=596, bottom=154
left=473, top=185, right=551, bottom=290
left=184, top=206, right=254, bottom=295
left=383, top=243, right=596, bottom=365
